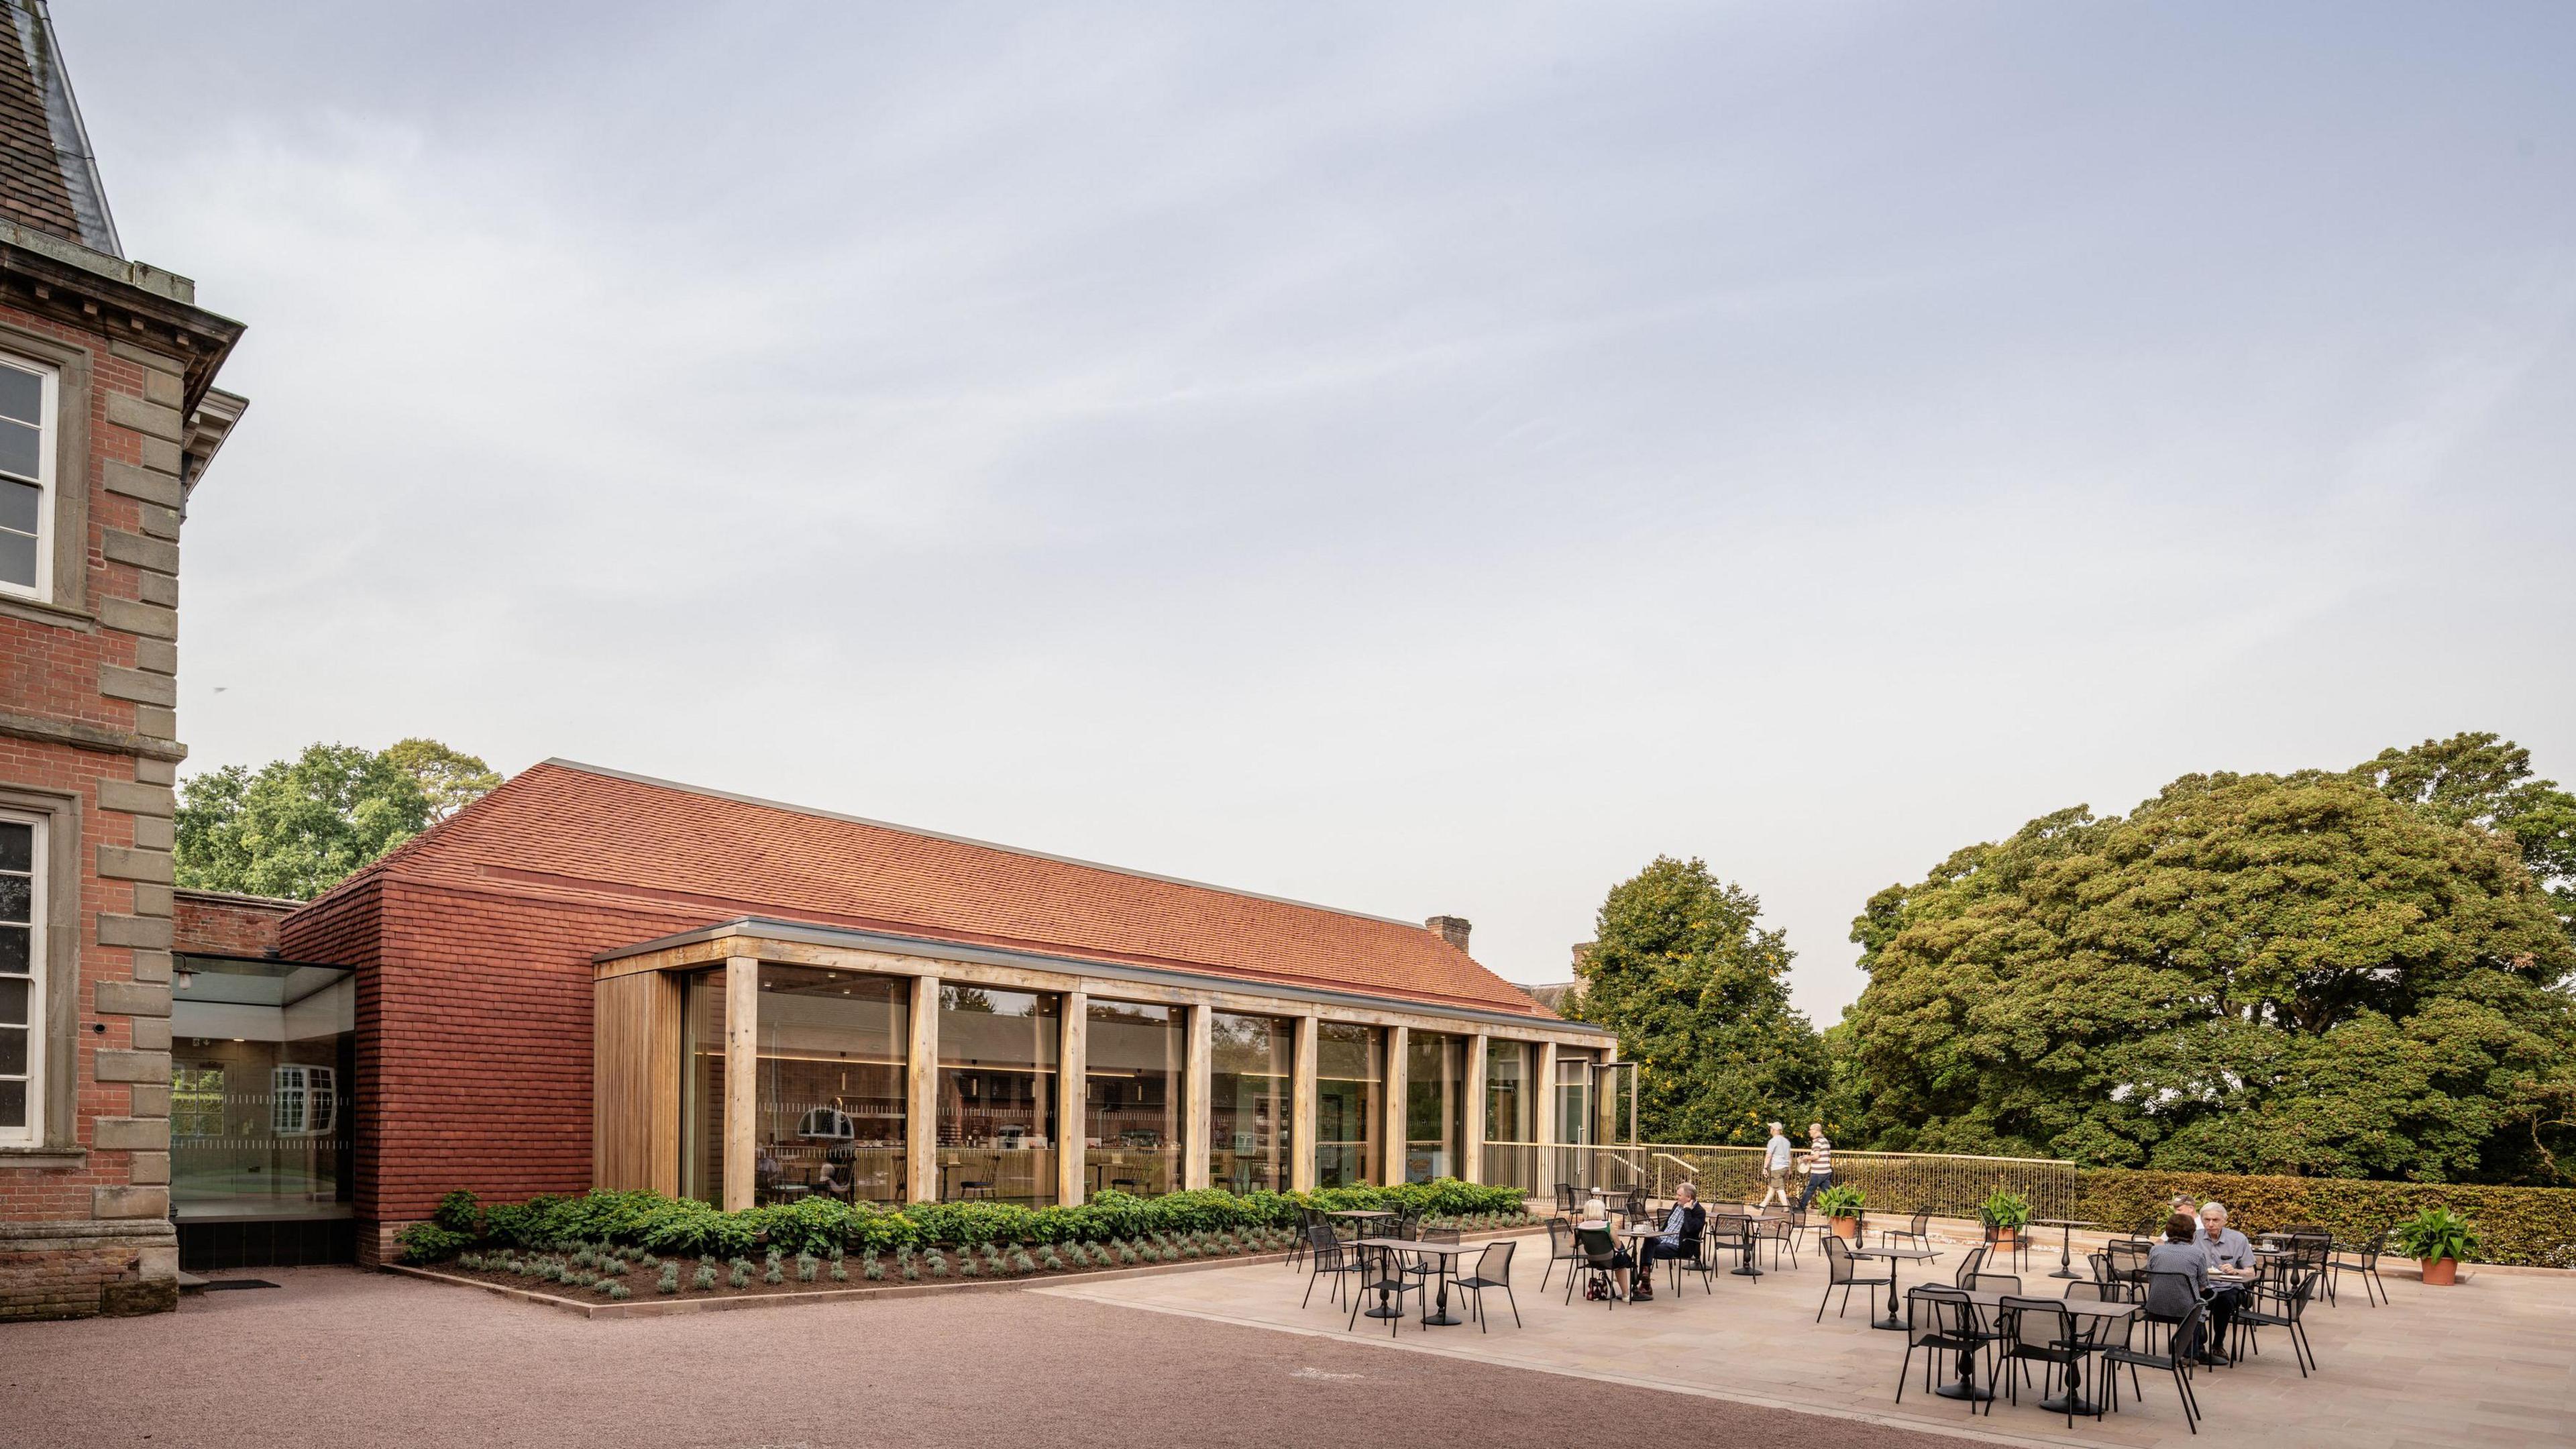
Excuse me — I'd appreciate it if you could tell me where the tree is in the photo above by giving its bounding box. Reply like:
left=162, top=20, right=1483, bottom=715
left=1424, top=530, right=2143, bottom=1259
left=1566, top=857, right=1827, bottom=1145
left=383, top=737, right=502, bottom=822
left=174, top=743, right=443, bottom=900
left=1842, top=753, right=2576, bottom=1183
left=2355, top=732, right=2576, bottom=944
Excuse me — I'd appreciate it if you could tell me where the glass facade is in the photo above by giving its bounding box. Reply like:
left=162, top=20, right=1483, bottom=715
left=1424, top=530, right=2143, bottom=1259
left=1485, top=1039, right=1534, bottom=1142
left=1403, top=1031, right=1468, bottom=1182
left=168, top=957, right=356, bottom=1225
left=937, top=985, right=1059, bottom=1205
left=1556, top=1053, right=1595, bottom=1146
left=682, top=969, right=727, bottom=1206
left=1208, top=1011, right=1292, bottom=1193
left=1083, top=1000, right=1183, bottom=1197
left=755, top=966, right=908, bottom=1205
left=1315, top=1022, right=1381, bottom=1187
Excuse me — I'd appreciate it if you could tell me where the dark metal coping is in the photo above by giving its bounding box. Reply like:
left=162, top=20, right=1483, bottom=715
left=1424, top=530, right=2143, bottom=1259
left=596, top=916, right=1612, bottom=1040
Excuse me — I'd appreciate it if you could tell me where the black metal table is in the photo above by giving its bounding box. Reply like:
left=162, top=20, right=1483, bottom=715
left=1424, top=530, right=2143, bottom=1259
left=1354, top=1238, right=1474, bottom=1326
left=1939, top=1288, right=2137, bottom=1408
left=1847, top=1244, right=1941, bottom=1331
left=2032, top=1218, right=2100, bottom=1281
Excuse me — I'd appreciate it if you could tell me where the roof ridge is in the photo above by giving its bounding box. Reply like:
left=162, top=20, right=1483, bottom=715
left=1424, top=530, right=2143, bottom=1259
left=535, top=757, right=1442, bottom=936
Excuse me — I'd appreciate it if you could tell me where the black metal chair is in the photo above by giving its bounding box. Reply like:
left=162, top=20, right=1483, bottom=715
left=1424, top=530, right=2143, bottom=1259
left=1970, top=1272, right=2023, bottom=1295
left=1818, top=1235, right=1891, bottom=1322
left=2330, top=1235, right=2387, bottom=1307
left=1665, top=1228, right=1718, bottom=1295
left=1756, top=1212, right=1798, bottom=1271
left=1570, top=1225, right=1624, bottom=1309
left=1951, top=1244, right=1988, bottom=1287
left=1454, top=1240, right=1520, bottom=1332
left=2137, top=1269, right=2203, bottom=1362
left=2104, top=1237, right=2151, bottom=1290
left=1785, top=1205, right=1811, bottom=1254
left=1895, top=1285, right=1990, bottom=1410
left=1554, top=1183, right=1578, bottom=1216
left=1539, top=1217, right=1583, bottom=1293
left=1299, top=1223, right=1361, bottom=1309
left=1346, top=1243, right=1421, bottom=1336
left=1986, top=1295, right=2100, bottom=1429
left=1403, top=1226, right=1460, bottom=1292
left=2109, top=1276, right=2208, bottom=1434
left=1881, top=1210, right=1933, bottom=1253
left=1708, top=1213, right=1762, bottom=1280
left=2232, top=1263, right=2320, bottom=1376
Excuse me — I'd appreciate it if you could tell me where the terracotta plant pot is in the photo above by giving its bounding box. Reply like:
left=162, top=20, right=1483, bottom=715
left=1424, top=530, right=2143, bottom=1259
left=1990, top=1227, right=2018, bottom=1248
left=2420, top=1256, right=2458, bottom=1286
left=1830, top=1216, right=1860, bottom=1240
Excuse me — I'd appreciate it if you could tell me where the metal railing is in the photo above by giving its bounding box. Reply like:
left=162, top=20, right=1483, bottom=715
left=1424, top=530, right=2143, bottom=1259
left=1481, top=1140, right=2080, bottom=1221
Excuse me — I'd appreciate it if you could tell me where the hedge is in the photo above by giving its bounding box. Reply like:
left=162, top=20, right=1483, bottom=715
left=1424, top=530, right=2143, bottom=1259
left=402, top=1179, right=1530, bottom=1265
left=2072, top=1169, right=2576, bottom=1269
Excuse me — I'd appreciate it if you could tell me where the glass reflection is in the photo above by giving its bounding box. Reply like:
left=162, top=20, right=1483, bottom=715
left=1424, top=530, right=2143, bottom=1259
left=1208, top=1012, right=1292, bottom=1193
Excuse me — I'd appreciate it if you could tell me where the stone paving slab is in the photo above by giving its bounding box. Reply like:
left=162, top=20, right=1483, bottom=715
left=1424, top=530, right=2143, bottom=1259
left=1039, top=1235, right=2576, bottom=1449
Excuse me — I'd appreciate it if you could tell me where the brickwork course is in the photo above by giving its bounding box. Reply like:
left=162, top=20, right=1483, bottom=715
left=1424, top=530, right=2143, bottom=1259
left=0, top=0, right=247, bottom=1320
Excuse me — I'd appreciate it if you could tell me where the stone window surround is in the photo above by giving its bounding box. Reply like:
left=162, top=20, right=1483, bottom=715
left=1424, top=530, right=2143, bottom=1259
left=0, top=320, right=90, bottom=622
left=0, top=784, right=79, bottom=1159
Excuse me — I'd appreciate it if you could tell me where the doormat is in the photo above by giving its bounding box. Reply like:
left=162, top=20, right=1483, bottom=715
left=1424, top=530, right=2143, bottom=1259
left=200, top=1279, right=282, bottom=1291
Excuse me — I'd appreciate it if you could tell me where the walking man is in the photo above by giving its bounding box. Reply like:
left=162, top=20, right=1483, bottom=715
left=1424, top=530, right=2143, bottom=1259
left=1796, top=1122, right=1835, bottom=1210
left=1759, top=1122, right=1792, bottom=1209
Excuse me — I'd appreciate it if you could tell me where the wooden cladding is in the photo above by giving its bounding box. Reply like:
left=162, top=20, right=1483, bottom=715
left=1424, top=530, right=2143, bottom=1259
left=592, top=969, right=682, bottom=1195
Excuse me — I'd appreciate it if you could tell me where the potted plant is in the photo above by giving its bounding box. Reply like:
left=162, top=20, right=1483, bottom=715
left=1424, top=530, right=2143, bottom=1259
left=2392, top=1208, right=2479, bottom=1286
left=1814, top=1184, right=1867, bottom=1238
left=1980, top=1189, right=2032, bottom=1249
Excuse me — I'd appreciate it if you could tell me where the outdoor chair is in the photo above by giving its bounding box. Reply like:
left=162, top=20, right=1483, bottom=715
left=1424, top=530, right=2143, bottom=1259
left=1894, top=1285, right=1990, bottom=1411
left=1570, top=1225, right=1624, bottom=1309
left=1346, top=1243, right=1423, bottom=1336
left=1951, top=1244, right=1987, bottom=1288
left=1619, top=1187, right=1649, bottom=1228
left=1817, top=1234, right=1892, bottom=1322
left=1540, top=1218, right=1583, bottom=1293
left=1454, top=1240, right=1521, bottom=1332
left=1554, top=1183, right=1579, bottom=1216
left=1756, top=1212, right=1797, bottom=1271
left=1666, top=1228, right=1718, bottom=1295
left=1786, top=1206, right=1811, bottom=1253
left=1881, top=1210, right=1933, bottom=1254
left=1300, top=1224, right=1362, bottom=1310
left=2330, top=1236, right=2387, bottom=1307
left=1403, top=1226, right=1460, bottom=1290
left=2138, top=1270, right=2204, bottom=1364
left=2105, top=1238, right=2151, bottom=1289
left=1970, top=1273, right=2023, bottom=1295
left=1708, top=1213, right=1762, bottom=1280
left=1986, top=1295, right=2102, bottom=1430
left=2103, top=1293, right=2206, bottom=1434
left=959, top=1180, right=996, bottom=1200
left=2231, top=1264, right=2321, bottom=1377
left=1287, top=1206, right=1322, bottom=1271
left=2086, top=1250, right=2114, bottom=1285
left=2063, top=1280, right=2125, bottom=1304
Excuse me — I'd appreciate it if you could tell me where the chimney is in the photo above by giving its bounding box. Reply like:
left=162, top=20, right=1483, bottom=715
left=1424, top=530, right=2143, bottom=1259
left=1425, top=915, right=1472, bottom=952
left=1570, top=941, right=1595, bottom=971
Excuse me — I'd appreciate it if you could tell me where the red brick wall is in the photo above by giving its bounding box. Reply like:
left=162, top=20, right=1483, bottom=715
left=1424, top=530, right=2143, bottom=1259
left=172, top=891, right=293, bottom=958
left=276, top=877, right=709, bottom=1222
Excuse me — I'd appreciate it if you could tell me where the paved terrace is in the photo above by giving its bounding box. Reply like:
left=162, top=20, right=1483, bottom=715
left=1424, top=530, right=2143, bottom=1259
left=1042, top=1227, right=2576, bottom=1449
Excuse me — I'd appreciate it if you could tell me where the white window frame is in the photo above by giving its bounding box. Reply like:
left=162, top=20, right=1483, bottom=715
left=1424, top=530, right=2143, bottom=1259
left=0, top=809, right=45, bottom=1147
left=272, top=1064, right=335, bottom=1136
left=0, top=353, right=58, bottom=605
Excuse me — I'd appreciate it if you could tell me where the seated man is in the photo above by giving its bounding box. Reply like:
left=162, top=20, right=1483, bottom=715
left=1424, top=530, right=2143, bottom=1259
left=1629, top=1183, right=1705, bottom=1299
left=2143, top=1212, right=2214, bottom=1358
left=2192, top=1201, right=2257, bottom=1366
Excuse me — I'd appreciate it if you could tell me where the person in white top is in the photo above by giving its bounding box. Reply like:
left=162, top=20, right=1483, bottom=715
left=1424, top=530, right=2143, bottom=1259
left=1760, top=1122, right=1793, bottom=1209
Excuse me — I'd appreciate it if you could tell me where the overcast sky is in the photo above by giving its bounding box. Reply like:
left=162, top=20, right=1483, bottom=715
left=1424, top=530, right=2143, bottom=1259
left=56, top=3, right=2576, bottom=1020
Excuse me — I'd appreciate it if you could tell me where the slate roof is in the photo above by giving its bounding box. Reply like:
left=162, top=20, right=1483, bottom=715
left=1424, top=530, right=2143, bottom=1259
left=329, top=759, right=1558, bottom=1019
left=0, top=2, right=115, bottom=253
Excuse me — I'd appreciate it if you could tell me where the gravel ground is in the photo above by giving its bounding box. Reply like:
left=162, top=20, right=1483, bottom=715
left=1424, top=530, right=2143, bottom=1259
left=2, top=1267, right=1968, bottom=1449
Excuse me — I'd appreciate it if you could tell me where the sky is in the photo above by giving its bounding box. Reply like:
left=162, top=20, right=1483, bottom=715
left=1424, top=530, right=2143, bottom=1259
left=52, top=2, right=2576, bottom=1022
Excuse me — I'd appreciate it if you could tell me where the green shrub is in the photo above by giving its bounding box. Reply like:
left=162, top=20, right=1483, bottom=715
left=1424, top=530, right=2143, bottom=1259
left=1813, top=1185, right=1867, bottom=1218
left=656, top=1264, right=680, bottom=1294
left=432, top=1189, right=485, bottom=1237
left=900, top=1258, right=920, bottom=1282
left=729, top=1265, right=751, bottom=1290
left=396, top=1222, right=472, bottom=1263
left=864, top=1257, right=884, bottom=1281
left=763, top=1262, right=784, bottom=1285
left=1980, top=1189, right=2033, bottom=1230
left=829, top=1260, right=848, bottom=1283
left=959, top=1257, right=981, bottom=1279
left=2074, top=1169, right=2576, bottom=1266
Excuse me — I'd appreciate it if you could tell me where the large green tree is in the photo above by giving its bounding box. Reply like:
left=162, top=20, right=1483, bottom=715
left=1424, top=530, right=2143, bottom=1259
left=2355, top=732, right=2576, bottom=944
left=174, top=740, right=496, bottom=900
left=1567, top=857, right=1827, bottom=1144
left=1843, top=747, right=2576, bottom=1183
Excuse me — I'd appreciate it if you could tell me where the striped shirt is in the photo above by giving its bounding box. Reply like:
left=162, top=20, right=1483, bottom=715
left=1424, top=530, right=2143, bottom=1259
left=1806, top=1138, right=1832, bottom=1174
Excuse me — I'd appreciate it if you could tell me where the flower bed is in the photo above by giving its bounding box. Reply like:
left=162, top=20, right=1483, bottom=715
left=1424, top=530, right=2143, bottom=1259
left=398, top=1181, right=1535, bottom=1273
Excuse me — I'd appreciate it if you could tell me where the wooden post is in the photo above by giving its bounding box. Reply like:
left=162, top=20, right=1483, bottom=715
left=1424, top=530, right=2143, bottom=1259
left=1059, top=990, right=1087, bottom=1206
left=1464, top=1033, right=1488, bottom=1185
left=1535, top=1040, right=1558, bottom=1192
left=908, top=974, right=939, bottom=1204
left=1383, top=1024, right=1409, bottom=1185
left=721, top=955, right=759, bottom=1212
left=1290, top=1013, right=1318, bottom=1192
left=1183, top=1004, right=1212, bottom=1190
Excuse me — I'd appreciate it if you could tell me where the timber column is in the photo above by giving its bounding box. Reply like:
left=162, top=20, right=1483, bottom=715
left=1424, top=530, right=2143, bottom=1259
left=1382, top=1025, right=1409, bottom=1185
left=1182, top=1004, right=1212, bottom=1190
left=721, top=955, right=759, bottom=1212
left=1058, top=990, right=1087, bottom=1205
left=908, top=975, right=939, bottom=1203
left=1462, top=1034, right=1488, bottom=1185
left=1289, top=1014, right=1318, bottom=1191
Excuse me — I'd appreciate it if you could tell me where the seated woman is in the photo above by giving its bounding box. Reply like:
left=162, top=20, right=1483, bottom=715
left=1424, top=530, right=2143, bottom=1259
left=1575, top=1193, right=1638, bottom=1300
left=2143, top=1212, right=2214, bottom=1360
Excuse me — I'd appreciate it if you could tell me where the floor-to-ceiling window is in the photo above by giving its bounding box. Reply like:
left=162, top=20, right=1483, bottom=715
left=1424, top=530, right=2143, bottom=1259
left=937, top=985, right=1059, bottom=1205
left=751, top=966, right=908, bottom=1206
left=1084, top=999, right=1183, bottom=1197
left=682, top=970, right=726, bottom=1205
left=1315, top=1022, right=1381, bottom=1188
left=1483, top=1039, right=1536, bottom=1191
left=1556, top=1053, right=1595, bottom=1146
left=1208, top=1012, right=1292, bottom=1193
left=1403, top=1031, right=1467, bottom=1182
left=168, top=956, right=356, bottom=1268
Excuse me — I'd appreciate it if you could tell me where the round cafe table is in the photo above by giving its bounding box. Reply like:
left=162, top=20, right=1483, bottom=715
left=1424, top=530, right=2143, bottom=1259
left=2032, top=1218, right=2100, bottom=1280
left=1847, top=1244, right=1940, bottom=1331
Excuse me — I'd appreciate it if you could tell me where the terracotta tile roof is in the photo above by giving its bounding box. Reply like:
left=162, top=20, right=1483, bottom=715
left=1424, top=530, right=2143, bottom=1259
left=341, top=759, right=1556, bottom=1019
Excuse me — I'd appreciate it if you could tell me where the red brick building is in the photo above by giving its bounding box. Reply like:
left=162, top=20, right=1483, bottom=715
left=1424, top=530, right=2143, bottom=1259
left=0, top=2, right=250, bottom=1318
left=274, top=759, right=1615, bottom=1263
